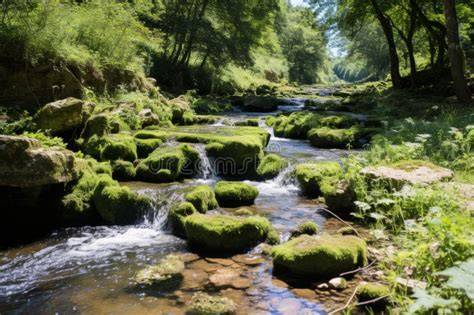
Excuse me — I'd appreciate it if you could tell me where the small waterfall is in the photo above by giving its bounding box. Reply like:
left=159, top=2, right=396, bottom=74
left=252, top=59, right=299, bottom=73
left=210, top=118, right=226, bottom=126
left=273, top=164, right=295, bottom=187
left=137, top=189, right=183, bottom=230
left=194, top=144, right=214, bottom=179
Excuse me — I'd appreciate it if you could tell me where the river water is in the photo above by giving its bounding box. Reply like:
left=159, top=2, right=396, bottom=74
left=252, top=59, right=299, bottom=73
left=0, top=99, right=361, bottom=314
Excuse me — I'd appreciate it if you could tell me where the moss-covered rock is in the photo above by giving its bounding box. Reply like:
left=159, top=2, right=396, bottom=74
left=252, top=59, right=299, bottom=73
left=319, top=115, right=356, bottom=129
left=187, top=292, right=237, bottom=315
left=134, top=130, right=169, bottom=140
left=290, top=220, right=318, bottom=238
left=214, top=181, right=259, bottom=207
left=239, top=96, right=279, bottom=112
left=307, top=127, right=360, bottom=149
left=234, top=119, right=259, bottom=127
left=271, top=234, right=367, bottom=279
left=136, top=144, right=199, bottom=183
left=336, top=226, right=358, bottom=236
left=184, top=185, right=218, bottom=213
left=0, top=135, right=78, bottom=187
left=169, top=202, right=197, bottom=236
left=184, top=214, right=271, bottom=253
left=81, top=114, right=110, bottom=139
left=135, top=254, right=184, bottom=289
left=112, top=160, right=136, bottom=181
left=256, top=154, right=288, bottom=180
left=295, top=162, right=343, bottom=197
left=93, top=184, right=150, bottom=225
left=135, top=138, right=162, bottom=158
left=81, top=134, right=138, bottom=162
left=356, top=283, right=390, bottom=306
left=192, top=98, right=233, bottom=115
left=235, top=207, right=254, bottom=216
left=34, top=98, right=95, bottom=133
left=321, top=179, right=355, bottom=213
left=266, top=229, right=281, bottom=245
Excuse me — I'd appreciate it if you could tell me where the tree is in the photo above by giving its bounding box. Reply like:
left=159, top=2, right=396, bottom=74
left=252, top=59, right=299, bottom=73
left=443, top=0, right=471, bottom=102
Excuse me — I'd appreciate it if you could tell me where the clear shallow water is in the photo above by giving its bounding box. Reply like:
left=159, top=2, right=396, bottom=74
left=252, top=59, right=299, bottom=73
left=0, top=101, right=358, bottom=314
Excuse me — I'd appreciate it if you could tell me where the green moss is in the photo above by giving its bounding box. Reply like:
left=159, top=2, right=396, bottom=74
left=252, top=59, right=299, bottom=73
left=181, top=112, right=195, bottom=125
left=188, top=292, right=237, bottom=315
left=336, top=227, right=358, bottom=236
left=192, top=98, right=233, bottom=114
left=135, top=138, right=162, bottom=158
left=307, top=127, right=360, bottom=149
left=272, top=112, right=322, bottom=139
left=319, top=115, right=355, bottom=128
left=266, top=229, right=281, bottom=245
left=184, top=185, right=218, bottom=213
left=234, top=119, right=259, bottom=127
left=90, top=160, right=113, bottom=176
left=214, top=181, right=259, bottom=207
left=291, top=220, right=318, bottom=238
left=256, top=154, right=288, bottom=179
left=295, top=162, right=343, bottom=197
left=134, top=130, right=169, bottom=140
left=321, top=178, right=355, bottom=213
left=356, top=283, right=390, bottom=305
left=194, top=115, right=219, bottom=125
left=136, top=144, right=199, bottom=183
left=169, top=202, right=197, bottom=236
left=265, top=116, right=276, bottom=127
left=93, top=185, right=150, bottom=224
left=271, top=234, right=368, bottom=278
left=389, top=159, right=442, bottom=171
left=135, top=255, right=184, bottom=289
left=112, top=160, right=136, bottom=181
left=184, top=213, right=271, bottom=253
left=81, top=134, right=138, bottom=162
left=82, top=114, right=110, bottom=139
left=235, top=207, right=254, bottom=216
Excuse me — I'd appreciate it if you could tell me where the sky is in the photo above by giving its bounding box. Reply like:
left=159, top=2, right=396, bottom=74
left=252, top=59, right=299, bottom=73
left=290, top=0, right=309, bottom=7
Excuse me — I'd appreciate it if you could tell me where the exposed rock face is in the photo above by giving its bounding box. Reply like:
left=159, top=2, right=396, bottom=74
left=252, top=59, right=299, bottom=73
left=0, top=135, right=78, bottom=187
left=34, top=97, right=95, bottom=133
left=361, top=160, right=453, bottom=187
left=138, top=108, right=160, bottom=127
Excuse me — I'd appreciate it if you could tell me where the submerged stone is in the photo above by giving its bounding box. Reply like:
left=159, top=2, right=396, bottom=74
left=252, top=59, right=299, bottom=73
left=34, top=97, right=95, bottom=133
left=271, top=234, right=367, bottom=279
left=214, top=181, right=259, bottom=207
left=187, top=292, right=237, bottom=315
left=135, top=255, right=184, bottom=289
left=184, top=214, right=271, bottom=253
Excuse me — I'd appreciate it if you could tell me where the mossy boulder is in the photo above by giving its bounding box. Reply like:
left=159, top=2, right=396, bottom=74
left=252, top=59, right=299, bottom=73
left=321, top=179, right=355, bottom=213
left=307, top=127, right=360, bottom=149
left=34, top=98, right=95, bottom=133
left=134, top=130, right=169, bottom=140
left=295, top=162, right=343, bottom=197
left=0, top=135, right=78, bottom=187
left=138, top=108, right=160, bottom=128
left=188, top=292, right=237, bottom=315
left=239, top=96, right=279, bottom=112
left=169, top=202, right=197, bottom=236
left=184, top=185, right=218, bottom=213
left=135, top=255, right=184, bottom=289
left=319, top=115, right=356, bottom=129
left=93, top=184, right=150, bottom=225
left=169, top=96, right=192, bottom=123
left=234, top=119, right=259, bottom=127
left=290, top=220, right=318, bottom=238
left=81, top=134, right=138, bottom=162
left=135, top=138, right=163, bottom=158
left=112, top=160, right=136, bottom=181
left=81, top=114, right=110, bottom=139
left=356, top=283, right=390, bottom=307
left=272, top=234, right=368, bottom=279
left=214, top=181, right=259, bottom=207
left=256, top=154, right=288, bottom=180
left=184, top=214, right=271, bottom=253
left=136, top=144, right=199, bottom=183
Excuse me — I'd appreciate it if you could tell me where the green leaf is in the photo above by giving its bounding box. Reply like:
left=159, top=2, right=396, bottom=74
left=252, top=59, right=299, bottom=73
left=408, top=288, right=458, bottom=314
left=435, top=259, right=474, bottom=300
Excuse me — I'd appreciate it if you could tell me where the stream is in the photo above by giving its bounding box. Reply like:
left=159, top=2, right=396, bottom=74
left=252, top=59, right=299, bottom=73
left=0, top=99, right=361, bottom=314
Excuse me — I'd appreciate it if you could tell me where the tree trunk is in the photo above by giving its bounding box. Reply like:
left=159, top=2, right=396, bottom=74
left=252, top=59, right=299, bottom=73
left=370, top=0, right=403, bottom=88
left=444, top=0, right=471, bottom=102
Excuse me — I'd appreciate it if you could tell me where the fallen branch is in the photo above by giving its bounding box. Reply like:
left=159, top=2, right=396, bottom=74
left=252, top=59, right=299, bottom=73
left=339, top=258, right=378, bottom=277
left=356, top=294, right=391, bottom=306
left=316, top=207, right=362, bottom=238
left=328, top=286, right=358, bottom=315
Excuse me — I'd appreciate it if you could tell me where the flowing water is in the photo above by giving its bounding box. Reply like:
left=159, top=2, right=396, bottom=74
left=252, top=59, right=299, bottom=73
left=0, top=99, right=361, bottom=314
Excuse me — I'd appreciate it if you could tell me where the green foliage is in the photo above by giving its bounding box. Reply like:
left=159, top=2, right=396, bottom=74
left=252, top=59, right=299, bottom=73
left=21, top=131, right=66, bottom=149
